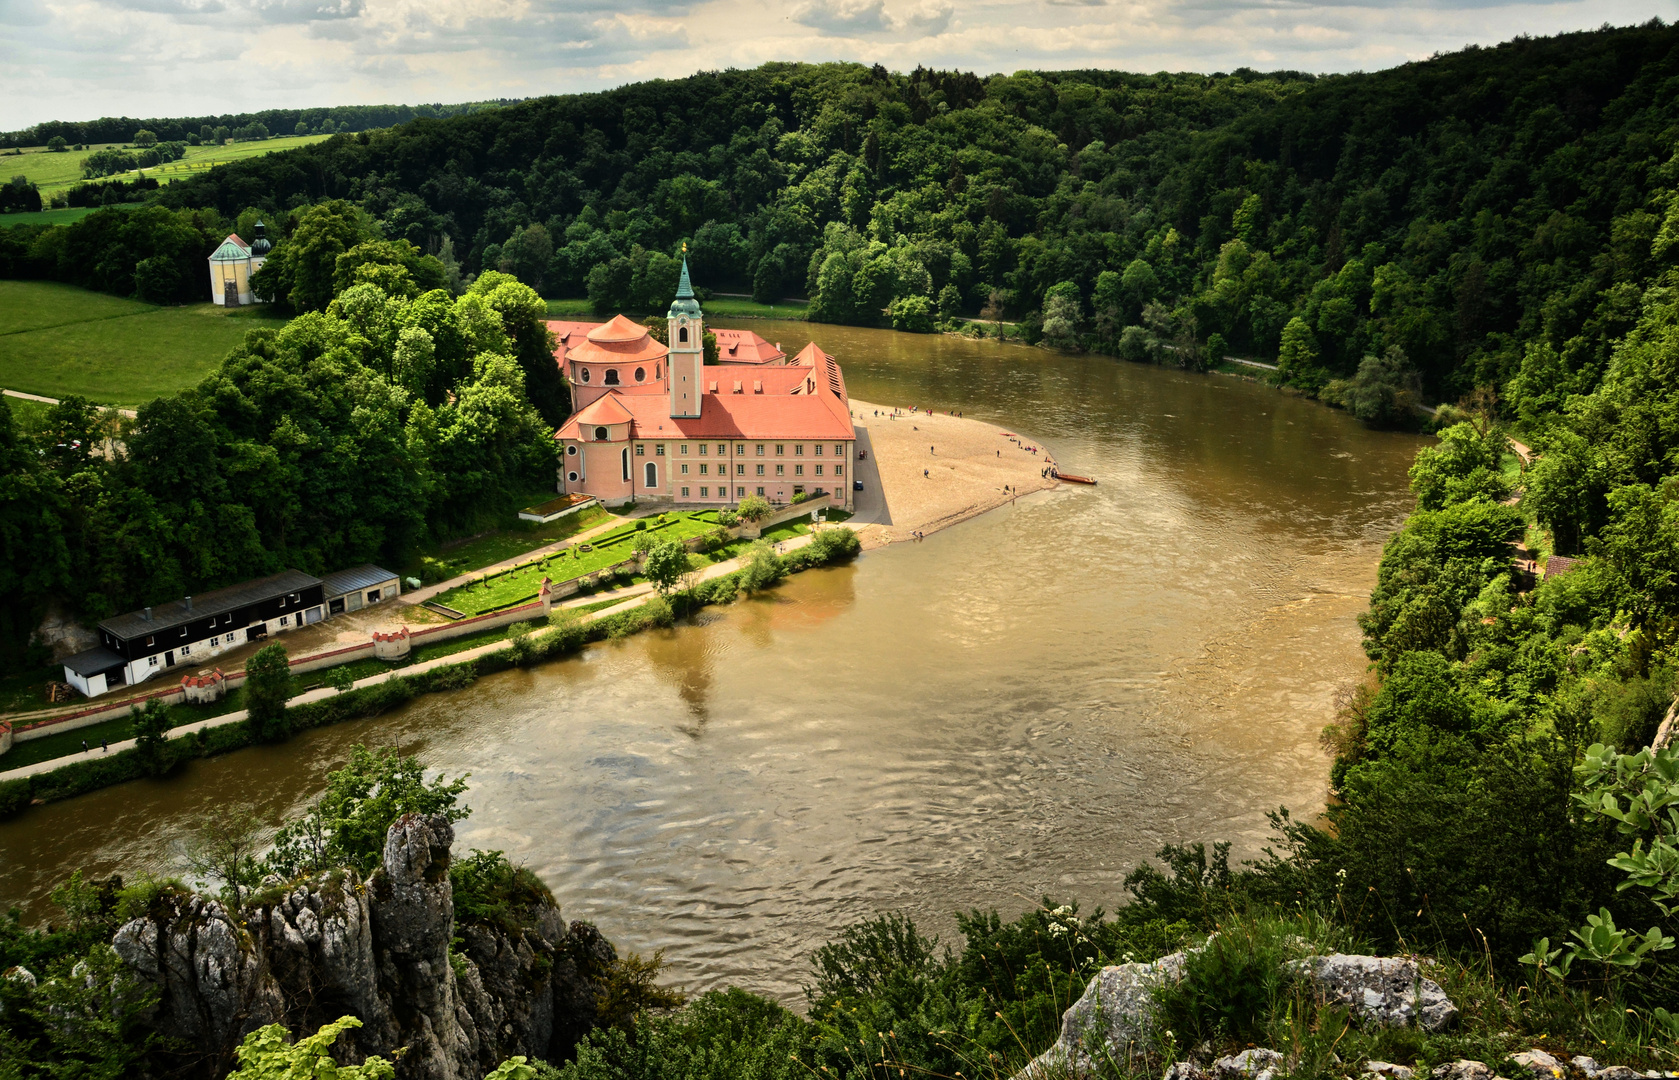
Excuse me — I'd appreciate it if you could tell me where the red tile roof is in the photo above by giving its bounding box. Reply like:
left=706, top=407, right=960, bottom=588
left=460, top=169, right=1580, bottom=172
left=711, top=328, right=785, bottom=364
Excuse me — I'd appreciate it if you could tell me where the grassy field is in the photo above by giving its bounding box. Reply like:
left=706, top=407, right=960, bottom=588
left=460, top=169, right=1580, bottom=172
left=403, top=504, right=615, bottom=585
left=545, top=296, right=808, bottom=320
left=1, top=134, right=333, bottom=201
left=0, top=206, right=96, bottom=228
left=0, top=281, right=282, bottom=407
left=435, top=511, right=724, bottom=615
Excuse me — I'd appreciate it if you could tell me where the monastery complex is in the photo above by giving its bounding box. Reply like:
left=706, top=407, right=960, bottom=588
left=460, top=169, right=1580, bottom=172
left=548, top=259, right=857, bottom=513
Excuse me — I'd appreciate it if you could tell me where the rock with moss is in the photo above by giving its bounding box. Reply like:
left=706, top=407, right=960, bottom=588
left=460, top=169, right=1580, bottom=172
left=1013, top=951, right=1188, bottom=1079
left=111, top=813, right=613, bottom=1079
left=1292, top=954, right=1458, bottom=1032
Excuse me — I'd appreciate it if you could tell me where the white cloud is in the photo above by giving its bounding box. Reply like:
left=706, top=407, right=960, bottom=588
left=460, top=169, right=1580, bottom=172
left=1, top=0, right=1673, bottom=130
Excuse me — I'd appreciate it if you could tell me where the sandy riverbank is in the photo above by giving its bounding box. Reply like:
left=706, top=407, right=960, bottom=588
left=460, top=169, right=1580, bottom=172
left=847, top=398, right=1064, bottom=548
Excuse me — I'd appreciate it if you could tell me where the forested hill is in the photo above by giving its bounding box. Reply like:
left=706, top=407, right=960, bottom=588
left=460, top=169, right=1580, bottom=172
left=142, top=21, right=1679, bottom=415
left=0, top=100, right=523, bottom=150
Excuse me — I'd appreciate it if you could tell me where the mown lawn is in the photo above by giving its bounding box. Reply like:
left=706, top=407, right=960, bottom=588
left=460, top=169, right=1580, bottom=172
left=0, top=206, right=97, bottom=227
left=435, top=511, right=723, bottom=615
left=404, top=505, right=615, bottom=585
left=0, top=282, right=284, bottom=406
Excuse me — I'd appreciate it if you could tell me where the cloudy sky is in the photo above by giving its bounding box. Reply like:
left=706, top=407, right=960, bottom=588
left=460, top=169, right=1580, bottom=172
left=1, top=0, right=1676, bottom=130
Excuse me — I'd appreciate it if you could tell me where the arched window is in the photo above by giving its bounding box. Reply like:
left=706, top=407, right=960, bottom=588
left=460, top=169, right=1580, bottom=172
left=593, top=426, right=609, bottom=441
left=621, top=448, right=629, bottom=482
left=655, top=364, right=661, bottom=379
left=644, top=462, right=657, bottom=488
left=634, top=367, right=646, bottom=383
left=678, top=326, right=689, bottom=343
left=604, top=368, right=620, bottom=385
left=579, top=367, right=591, bottom=383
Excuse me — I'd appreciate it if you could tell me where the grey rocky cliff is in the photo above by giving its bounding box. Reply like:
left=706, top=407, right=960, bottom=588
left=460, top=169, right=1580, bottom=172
left=112, top=813, right=613, bottom=1080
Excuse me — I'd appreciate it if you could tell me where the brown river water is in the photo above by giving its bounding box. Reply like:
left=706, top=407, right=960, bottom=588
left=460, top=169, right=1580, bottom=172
left=0, top=323, right=1425, bottom=1002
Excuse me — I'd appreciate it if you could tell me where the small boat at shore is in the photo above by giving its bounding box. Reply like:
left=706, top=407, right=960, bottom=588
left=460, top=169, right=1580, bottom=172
left=1054, top=472, right=1097, bottom=485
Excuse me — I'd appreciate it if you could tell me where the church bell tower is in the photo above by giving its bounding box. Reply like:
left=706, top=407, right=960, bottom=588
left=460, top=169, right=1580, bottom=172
left=667, top=250, right=703, bottom=419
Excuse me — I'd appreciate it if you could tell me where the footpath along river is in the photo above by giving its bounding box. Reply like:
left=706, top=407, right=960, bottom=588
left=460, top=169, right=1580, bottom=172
left=0, top=322, right=1425, bottom=1002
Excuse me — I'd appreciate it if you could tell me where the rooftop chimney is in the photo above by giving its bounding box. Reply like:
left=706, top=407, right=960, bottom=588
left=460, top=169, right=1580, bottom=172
left=144, top=606, right=152, bottom=621
left=184, top=596, right=193, bottom=612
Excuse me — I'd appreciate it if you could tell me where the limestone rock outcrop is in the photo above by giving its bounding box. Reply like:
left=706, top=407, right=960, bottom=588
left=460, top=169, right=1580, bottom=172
left=1291, top=954, right=1458, bottom=1032
left=1013, top=952, right=1188, bottom=1079
left=112, top=813, right=612, bottom=1080
left=1013, top=950, right=1460, bottom=1080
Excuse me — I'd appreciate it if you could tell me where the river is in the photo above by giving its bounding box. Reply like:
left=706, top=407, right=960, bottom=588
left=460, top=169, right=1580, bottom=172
left=0, top=323, right=1425, bottom=1002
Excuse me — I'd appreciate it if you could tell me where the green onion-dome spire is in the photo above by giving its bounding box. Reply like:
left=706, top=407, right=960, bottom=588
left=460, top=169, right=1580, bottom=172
left=668, top=244, right=701, bottom=319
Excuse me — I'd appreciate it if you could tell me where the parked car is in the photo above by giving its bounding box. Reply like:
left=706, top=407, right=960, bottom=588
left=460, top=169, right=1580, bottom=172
left=853, top=480, right=864, bottom=491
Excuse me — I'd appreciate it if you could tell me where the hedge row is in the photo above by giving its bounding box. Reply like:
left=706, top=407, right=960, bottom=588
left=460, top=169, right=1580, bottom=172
left=0, top=530, right=861, bottom=819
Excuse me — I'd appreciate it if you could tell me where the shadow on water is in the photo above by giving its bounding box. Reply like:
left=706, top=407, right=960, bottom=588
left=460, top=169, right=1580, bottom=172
left=0, top=327, right=1423, bottom=1003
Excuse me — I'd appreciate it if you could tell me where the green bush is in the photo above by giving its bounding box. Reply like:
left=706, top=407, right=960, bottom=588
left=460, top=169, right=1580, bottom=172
left=0, top=777, right=29, bottom=817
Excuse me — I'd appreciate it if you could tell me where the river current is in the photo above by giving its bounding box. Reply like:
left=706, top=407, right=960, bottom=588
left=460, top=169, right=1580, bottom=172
left=0, top=323, right=1424, bottom=1002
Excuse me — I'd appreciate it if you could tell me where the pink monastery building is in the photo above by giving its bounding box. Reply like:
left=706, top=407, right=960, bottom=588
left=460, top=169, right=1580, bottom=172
left=550, top=260, right=856, bottom=512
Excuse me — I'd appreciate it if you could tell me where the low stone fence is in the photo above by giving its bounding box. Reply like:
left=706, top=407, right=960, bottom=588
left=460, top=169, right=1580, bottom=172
left=739, top=492, right=833, bottom=538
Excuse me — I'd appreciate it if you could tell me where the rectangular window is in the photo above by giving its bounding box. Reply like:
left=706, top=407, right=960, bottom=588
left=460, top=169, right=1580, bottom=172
left=795, top=464, right=804, bottom=476
left=836, top=464, right=844, bottom=476
left=181, top=644, right=192, bottom=656
left=835, top=444, right=845, bottom=457
left=756, top=444, right=765, bottom=456
left=146, top=635, right=154, bottom=647
left=700, top=486, right=709, bottom=497
left=636, top=444, right=645, bottom=456
left=814, top=444, right=823, bottom=455
left=279, top=616, right=288, bottom=627
left=681, top=486, right=690, bottom=497
left=210, top=636, right=219, bottom=647
left=699, top=463, right=708, bottom=475
left=148, top=655, right=159, bottom=668
left=717, top=443, right=727, bottom=455
left=735, top=464, right=745, bottom=475
left=776, top=464, right=784, bottom=476
left=680, top=444, right=689, bottom=455
left=755, top=464, right=765, bottom=476
left=815, top=465, right=824, bottom=476
left=736, top=487, right=745, bottom=497
left=795, top=444, right=804, bottom=456
left=736, top=443, right=745, bottom=455
left=775, top=444, right=784, bottom=456
left=656, top=444, right=665, bottom=456
left=756, top=486, right=765, bottom=496
left=699, top=443, right=708, bottom=455
left=680, top=463, right=689, bottom=475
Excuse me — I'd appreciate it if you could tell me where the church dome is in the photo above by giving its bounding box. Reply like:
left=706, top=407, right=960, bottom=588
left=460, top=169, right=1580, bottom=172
left=250, top=221, right=272, bottom=256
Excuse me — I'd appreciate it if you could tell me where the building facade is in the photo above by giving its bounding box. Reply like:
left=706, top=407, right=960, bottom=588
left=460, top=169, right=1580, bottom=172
left=552, top=261, right=856, bottom=512
left=208, top=223, right=271, bottom=306
left=59, top=562, right=396, bottom=696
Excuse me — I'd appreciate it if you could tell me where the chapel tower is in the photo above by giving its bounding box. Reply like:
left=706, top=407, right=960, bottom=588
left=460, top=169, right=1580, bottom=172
left=667, top=253, right=703, bottom=418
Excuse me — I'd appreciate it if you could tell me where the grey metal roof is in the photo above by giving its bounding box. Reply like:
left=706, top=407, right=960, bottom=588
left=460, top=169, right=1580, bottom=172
left=321, top=564, right=399, bottom=598
left=100, top=569, right=322, bottom=641
left=62, top=646, right=127, bottom=676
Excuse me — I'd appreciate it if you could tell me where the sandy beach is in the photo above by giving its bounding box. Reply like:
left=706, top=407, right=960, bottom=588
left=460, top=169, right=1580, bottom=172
left=846, top=398, right=1064, bottom=548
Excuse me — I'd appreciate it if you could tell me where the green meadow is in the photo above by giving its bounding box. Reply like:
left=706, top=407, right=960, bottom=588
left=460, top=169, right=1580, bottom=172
left=0, top=206, right=95, bottom=227
left=0, top=281, right=283, bottom=407
left=1, top=133, right=333, bottom=200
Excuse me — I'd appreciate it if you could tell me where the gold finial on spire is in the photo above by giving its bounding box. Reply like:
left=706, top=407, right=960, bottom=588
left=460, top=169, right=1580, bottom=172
left=682, top=241, right=687, bottom=253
